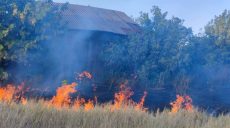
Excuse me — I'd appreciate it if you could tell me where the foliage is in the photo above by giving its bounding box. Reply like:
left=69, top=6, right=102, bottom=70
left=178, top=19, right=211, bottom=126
left=0, top=0, right=66, bottom=82
left=205, top=10, right=230, bottom=64
left=102, top=6, right=193, bottom=89
left=102, top=7, right=230, bottom=92
left=1, top=1, right=230, bottom=94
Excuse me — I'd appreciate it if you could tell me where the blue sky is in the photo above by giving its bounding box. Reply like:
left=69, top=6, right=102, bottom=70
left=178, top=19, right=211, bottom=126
left=53, top=0, right=230, bottom=33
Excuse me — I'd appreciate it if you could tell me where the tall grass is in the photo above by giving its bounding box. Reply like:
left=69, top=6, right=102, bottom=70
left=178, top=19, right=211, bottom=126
left=0, top=102, right=229, bottom=128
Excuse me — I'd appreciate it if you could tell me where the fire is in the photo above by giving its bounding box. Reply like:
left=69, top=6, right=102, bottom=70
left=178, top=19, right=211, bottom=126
left=0, top=85, right=16, bottom=103
left=135, top=91, right=148, bottom=111
left=21, top=97, right=28, bottom=105
left=73, top=97, right=85, bottom=110
left=170, top=95, right=193, bottom=113
left=184, top=95, right=193, bottom=111
left=0, top=84, right=28, bottom=104
left=78, top=71, right=92, bottom=80
left=0, top=80, right=193, bottom=114
left=16, top=84, right=28, bottom=104
left=110, top=83, right=148, bottom=112
left=111, top=84, right=134, bottom=111
left=73, top=97, right=96, bottom=111
left=2, top=72, right=196, bottom=114
left=84, top=100, right=94, bottom=111
left=49, top=82, right=77, bottom=108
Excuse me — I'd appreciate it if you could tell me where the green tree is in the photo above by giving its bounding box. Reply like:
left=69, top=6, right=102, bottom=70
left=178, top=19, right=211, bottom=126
left=205, top=10, right=230, bottom=64
left=0, top=0, right=66, bottom=82
left=102, top=6, right=193, bottom=89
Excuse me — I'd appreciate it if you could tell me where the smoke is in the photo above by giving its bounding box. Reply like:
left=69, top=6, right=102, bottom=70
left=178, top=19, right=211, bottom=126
left=9, top=30, right=93, bottom=91
left=3, top=4, right=229, bottom=113
left=188, top=64, right=230, bottom=113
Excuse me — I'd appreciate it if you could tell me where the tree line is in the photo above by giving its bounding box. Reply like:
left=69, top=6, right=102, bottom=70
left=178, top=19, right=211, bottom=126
left=101, top=6, right=230, bottom=92
left=1, top=1, right=230, bottom=93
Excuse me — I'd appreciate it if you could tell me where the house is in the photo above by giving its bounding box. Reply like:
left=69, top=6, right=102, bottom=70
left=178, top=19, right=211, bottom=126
left=47, top=3, right=140, bottom=87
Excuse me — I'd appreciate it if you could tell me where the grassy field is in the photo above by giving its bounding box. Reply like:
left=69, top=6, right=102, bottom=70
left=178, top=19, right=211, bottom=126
left=0, top=102, right=229, bottom=128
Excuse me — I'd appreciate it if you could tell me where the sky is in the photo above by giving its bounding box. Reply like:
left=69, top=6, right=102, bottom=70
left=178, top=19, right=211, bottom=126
left=53, top=0, right=230, bottom=33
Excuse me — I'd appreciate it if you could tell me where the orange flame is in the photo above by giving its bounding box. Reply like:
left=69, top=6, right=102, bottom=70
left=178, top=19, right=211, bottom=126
left=0, top=85, right=16, bottom=103
left=21, top=97, right=28, bottom=105
left=184, top=95, right=193, bottom=112
left=49, top=82, right=77, bottom=108
left=0, top=82, right=154, bottom=113
left=0, top=74, right=154, bottom=114
left=84, top=100, right=94, bottom=111
left=170, top=95, right=193, bottom=113
left=135, top=91, right=148, bottom=111
left=73, top=97, right=85, bottom=110
left=0, top=84, right=28, bottom=104
left=111, top=84, right=134, bottom=111
left=16, top=84, right=29, bottom=104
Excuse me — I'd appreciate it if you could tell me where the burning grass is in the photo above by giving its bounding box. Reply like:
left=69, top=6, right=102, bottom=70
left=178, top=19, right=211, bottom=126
left=0, top=101, right=229, bottom=128
left=0, top=86, right=229, bottom=128
left=0, top=72, right=229, bottom=128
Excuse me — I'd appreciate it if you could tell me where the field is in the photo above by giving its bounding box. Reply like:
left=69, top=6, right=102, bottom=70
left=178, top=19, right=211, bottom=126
left=0, top=102, right=229, bottom=128
left=0, top=83, right=229, bottom=128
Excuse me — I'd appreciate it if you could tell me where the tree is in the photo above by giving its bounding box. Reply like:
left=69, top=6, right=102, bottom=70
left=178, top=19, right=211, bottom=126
left=205, top=10, right=230, bottom=64
left=102, top=6, right=193, bottom=89
left=0, top=0, right=66, bottom=82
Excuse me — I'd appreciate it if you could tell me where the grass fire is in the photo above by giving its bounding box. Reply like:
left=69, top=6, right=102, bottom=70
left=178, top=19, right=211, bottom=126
left=1, top=0, right=230, bottom=128
left=0, top=72, right=229, bottom=128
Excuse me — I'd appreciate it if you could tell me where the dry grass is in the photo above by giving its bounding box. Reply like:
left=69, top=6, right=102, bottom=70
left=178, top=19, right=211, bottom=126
left=0, top=102, right=229, bottom=128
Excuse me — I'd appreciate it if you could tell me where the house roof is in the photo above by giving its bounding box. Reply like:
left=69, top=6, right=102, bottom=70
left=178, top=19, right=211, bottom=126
left=57, top=3, right=140, bottom=35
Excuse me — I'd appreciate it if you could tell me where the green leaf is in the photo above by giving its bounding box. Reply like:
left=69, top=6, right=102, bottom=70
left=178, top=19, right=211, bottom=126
left=0, top=44, right=3, bottom=51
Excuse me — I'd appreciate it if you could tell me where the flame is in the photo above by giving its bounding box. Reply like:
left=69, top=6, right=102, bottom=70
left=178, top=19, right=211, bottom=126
left=84, top=100, right=94, bottom=111
left=0, top=72, right=181, bottom=113
left=0, top=84, right=28, bottom=104
left=0, top=71, right=195, bottom=114
left=170, top=95, right=193, bottom=113
left=16, top=84, right=29, bottom=104
left=184, top=95, right=193, bottom=112
left=0, top=85, right=16, bottom=103
left=78, top=71, right=92, bottom=80
left=73, top=97, right=85, bottom=110
left=135, top=91, right=148, bottom=111
left=111, top=84, right=134, bottom=111
left=1, top=81, right=194, bottom=114
left=49, top=82, right=77, bottom=108
left=21, top=97, right=28, bottom=105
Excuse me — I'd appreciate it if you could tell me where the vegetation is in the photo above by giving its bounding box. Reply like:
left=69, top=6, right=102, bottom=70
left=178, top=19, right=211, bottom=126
left=1, top=1, right=230, bottom=92
left=0, top=102, right=229, bottom=128
left=0, top=0, right=66, bottom=82
left=0, top=1, right=229, bottom=127
left=102, top=7, right=230, bottom=91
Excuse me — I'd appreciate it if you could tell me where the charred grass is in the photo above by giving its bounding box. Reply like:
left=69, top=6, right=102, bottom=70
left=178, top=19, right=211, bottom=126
left=0, top=102, right=229, bottom=128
